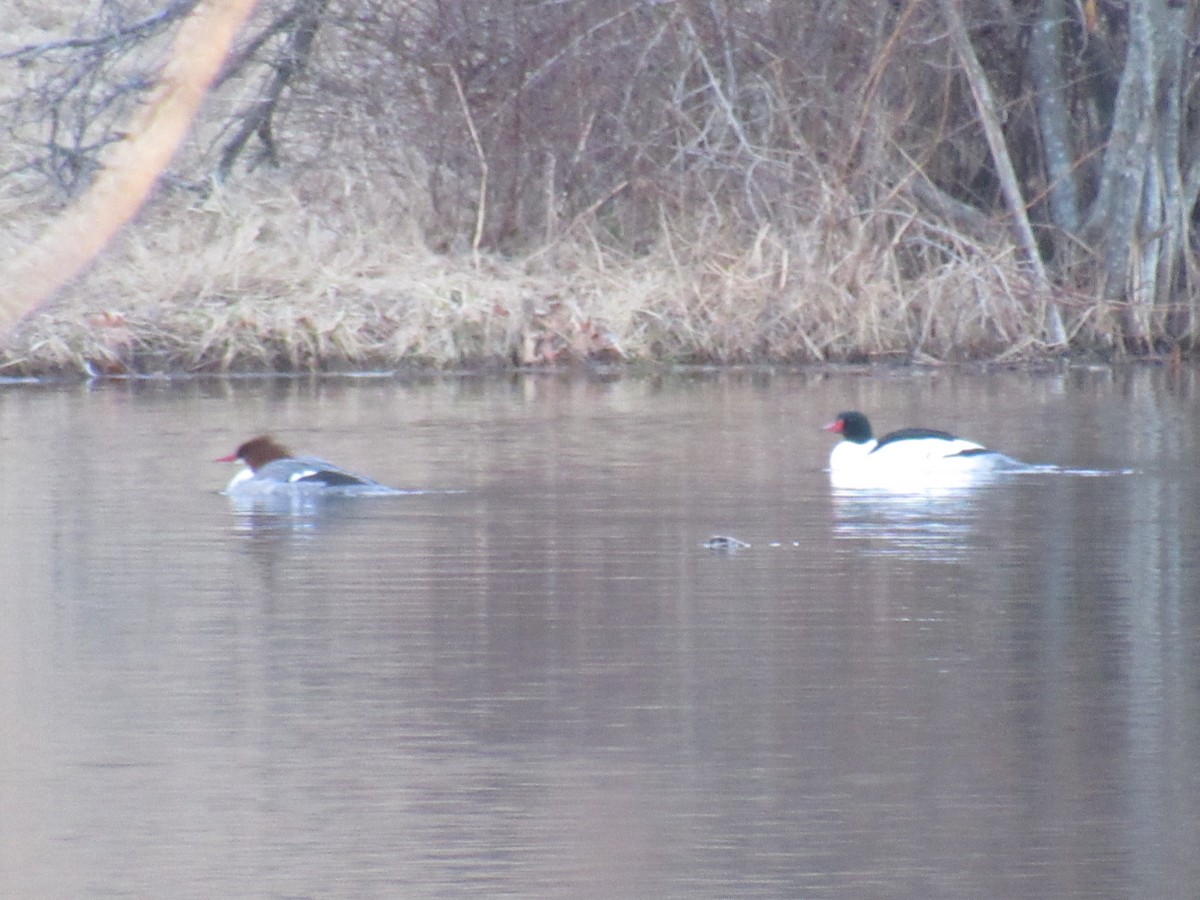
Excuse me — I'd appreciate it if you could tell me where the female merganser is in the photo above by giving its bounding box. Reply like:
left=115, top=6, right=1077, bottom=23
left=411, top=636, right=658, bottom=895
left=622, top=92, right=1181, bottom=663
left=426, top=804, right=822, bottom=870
left=822, top=411, right=1024, bottom=489
left=216, top=435, right=401, bottom=496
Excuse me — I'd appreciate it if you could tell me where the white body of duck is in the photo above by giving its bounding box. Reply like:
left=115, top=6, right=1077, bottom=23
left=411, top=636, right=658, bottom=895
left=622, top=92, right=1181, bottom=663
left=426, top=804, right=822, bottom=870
left=823, top=411, right=1024, bottom=490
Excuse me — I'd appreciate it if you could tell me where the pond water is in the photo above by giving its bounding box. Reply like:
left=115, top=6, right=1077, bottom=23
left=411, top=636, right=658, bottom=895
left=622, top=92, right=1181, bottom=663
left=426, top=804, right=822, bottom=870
left=2, top=365, right=1200, bottom=898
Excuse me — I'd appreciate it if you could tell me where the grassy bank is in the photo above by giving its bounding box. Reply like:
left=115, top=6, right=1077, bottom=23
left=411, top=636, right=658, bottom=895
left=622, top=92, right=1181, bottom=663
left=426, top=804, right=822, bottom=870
left=0, top=174, right=1118, bottom=379
left=1, top=3, right=1176, bottom=378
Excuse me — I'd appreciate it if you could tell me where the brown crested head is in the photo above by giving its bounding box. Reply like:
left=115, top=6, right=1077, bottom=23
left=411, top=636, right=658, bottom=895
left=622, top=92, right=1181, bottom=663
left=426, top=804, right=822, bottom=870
left=217, top=435, right=293, bottom=471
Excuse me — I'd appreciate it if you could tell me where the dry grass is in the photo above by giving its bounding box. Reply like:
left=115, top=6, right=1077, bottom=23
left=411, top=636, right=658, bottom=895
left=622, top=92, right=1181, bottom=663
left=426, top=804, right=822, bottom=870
left=0, top=170, right=1115, bottom=378
left=0, top=2, right=1143, bottom=377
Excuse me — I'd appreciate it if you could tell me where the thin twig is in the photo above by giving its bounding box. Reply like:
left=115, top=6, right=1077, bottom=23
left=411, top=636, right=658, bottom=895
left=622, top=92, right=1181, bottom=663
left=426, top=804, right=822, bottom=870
left=446, top=65, right=487, bottom=263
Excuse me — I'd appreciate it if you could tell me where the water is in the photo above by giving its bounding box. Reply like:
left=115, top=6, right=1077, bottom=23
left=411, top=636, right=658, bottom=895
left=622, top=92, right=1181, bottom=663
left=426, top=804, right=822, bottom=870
left=2, top=366, right=1199, bottom=898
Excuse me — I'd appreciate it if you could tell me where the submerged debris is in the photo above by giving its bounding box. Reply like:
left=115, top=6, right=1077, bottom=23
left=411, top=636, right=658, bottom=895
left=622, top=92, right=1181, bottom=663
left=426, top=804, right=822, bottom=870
left=702, top=535, right=750, bottom=551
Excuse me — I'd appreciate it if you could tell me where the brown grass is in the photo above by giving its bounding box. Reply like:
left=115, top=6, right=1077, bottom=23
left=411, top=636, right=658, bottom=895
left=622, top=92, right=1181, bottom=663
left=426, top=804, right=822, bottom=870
left=0, top=2, right=1139, bottom=377
left=0, top=171, right=1117, bottom=378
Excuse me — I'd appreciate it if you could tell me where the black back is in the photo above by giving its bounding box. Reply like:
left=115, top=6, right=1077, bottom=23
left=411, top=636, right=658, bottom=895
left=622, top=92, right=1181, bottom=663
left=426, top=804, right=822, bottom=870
left=875, top=426, right=959, bottom=448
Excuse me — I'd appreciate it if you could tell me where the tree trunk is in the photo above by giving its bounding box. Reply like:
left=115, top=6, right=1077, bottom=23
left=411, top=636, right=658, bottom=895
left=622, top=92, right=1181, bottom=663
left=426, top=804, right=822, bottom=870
left=1083, top=0, right=1190, bottom=343
left=1029, top=0, right=1080, bottom=235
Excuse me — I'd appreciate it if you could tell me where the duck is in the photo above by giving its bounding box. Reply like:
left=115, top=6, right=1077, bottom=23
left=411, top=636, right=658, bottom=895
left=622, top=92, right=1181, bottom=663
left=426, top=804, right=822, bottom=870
left=216, top=435, right=401, bottom=496
left=822, top=411, right=1024, bottom=489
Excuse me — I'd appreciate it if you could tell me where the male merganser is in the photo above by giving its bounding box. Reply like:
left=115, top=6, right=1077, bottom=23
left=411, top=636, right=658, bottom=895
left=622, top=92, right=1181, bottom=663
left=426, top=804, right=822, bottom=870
left=216, top=435, right=401, bottom=496
left=822, top=410, right=1024, bottom=489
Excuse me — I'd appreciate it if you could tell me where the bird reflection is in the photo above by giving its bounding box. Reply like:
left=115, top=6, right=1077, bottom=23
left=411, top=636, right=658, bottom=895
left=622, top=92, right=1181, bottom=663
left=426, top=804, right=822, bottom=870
left=829, top=485, right=985, bottom=561
left=227, top=489, right=332, bottom=524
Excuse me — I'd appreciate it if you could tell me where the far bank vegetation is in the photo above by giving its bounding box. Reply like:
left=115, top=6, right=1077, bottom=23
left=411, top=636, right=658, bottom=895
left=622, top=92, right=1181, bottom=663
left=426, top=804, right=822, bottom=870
left=1, top=0, right=1198, bottom=375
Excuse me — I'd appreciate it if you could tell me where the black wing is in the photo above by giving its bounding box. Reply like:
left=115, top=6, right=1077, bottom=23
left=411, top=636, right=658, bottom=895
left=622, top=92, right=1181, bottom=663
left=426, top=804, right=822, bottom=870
left=874, top=427, right=959, bottom=448
left=293, top=469, right=372, bottom=487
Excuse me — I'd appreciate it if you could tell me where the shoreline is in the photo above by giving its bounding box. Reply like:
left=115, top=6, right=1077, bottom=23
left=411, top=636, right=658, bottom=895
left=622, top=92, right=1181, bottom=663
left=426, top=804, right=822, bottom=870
left=0, top=347, right=1173, bottom=386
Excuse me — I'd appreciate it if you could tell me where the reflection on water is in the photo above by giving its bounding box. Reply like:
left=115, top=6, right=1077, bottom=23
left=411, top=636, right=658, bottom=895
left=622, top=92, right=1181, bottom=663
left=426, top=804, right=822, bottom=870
left=224, top=486, right=450, bottom=522
left=3, top=367, right=1200, bottom=898
left=830, top=486, right=983, bottom=560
